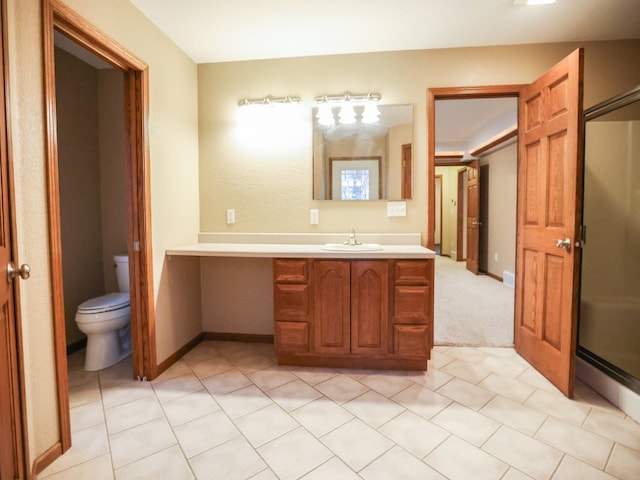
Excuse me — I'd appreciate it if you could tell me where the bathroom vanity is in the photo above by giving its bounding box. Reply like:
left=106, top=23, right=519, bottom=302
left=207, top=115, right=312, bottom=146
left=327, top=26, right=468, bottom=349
left=274, top=257, right=433, bottom=370
left=166, top=233, right=435, bottom=370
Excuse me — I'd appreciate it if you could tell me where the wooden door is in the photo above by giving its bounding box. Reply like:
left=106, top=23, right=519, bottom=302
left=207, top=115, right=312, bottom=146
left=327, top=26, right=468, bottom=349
left=0, top=0, right=25, bottom=475
left=351, top=261, right=388, bottom=355
left=466, top=160, right=480, bottom=274
left=401, top=144, right=412, bottom=199
left=313, top=261, right=350, bottom=355
left=515, top=49, right=584, bottom=397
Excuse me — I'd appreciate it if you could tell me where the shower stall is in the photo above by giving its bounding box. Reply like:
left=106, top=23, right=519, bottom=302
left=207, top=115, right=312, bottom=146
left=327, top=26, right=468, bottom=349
left=578, top=85, right=640, bottom=394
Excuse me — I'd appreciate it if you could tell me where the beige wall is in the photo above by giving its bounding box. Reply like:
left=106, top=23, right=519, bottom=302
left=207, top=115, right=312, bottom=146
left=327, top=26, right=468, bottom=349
left=98, top=69, right=128, bottom=293
left=197, top=41, right=640, bottom=239
left=55, top=50, right=129, bottom=347
left=55, top=47, right=105, bottom=345
left=435, top=166, right=462, bottom=258
left=387, top=122, right=412, bottom=199
left=479, top=141, right=517, bottom=278
left=7, top=0, right=200, bottom=467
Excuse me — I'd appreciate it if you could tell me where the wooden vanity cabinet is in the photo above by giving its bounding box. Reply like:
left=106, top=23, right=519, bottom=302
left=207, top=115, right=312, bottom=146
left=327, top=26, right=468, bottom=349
left=273, top=259, right=312, bottom=354
left=314, top=260, right=389, bottom=356
left=273, top=258, right=433, bottom=370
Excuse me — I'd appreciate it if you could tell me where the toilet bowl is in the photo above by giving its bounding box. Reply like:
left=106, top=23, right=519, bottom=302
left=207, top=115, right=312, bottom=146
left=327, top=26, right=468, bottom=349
left=75, top=255, right=131, bottom=371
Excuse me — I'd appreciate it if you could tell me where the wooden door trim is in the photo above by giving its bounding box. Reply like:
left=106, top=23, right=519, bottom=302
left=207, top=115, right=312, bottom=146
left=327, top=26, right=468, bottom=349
left=42, top=0, right=156, bottom=463
left=427, top=85, right=524, bottom=250
left=456, top=168, right=465, bottom=261
left=401, top=143, right=412, bottom=199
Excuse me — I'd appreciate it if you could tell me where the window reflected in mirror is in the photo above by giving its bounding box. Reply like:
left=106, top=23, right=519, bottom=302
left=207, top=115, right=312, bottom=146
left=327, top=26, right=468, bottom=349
left=313, top=104, right=413, bottom=200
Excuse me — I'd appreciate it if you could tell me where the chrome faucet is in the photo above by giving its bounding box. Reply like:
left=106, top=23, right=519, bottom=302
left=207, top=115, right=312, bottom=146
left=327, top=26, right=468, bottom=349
left=344, top=226, right=362, bottom=246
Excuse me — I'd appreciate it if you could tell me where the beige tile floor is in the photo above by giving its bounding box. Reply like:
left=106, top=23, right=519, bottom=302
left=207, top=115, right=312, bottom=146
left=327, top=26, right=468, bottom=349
left=40, top=341, right=640, bottom=479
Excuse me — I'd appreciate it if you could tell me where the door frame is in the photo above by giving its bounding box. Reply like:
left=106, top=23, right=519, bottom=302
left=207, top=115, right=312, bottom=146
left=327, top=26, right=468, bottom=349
left=457, top=167, right=465, bottom=261
left=42, top=0, right=157, bottom=457
left=427, top=86, right=524, bottom=251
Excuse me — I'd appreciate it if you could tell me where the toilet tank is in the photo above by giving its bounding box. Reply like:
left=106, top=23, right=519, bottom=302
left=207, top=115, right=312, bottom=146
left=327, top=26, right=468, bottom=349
left=113, top=254, right=129, bottom=293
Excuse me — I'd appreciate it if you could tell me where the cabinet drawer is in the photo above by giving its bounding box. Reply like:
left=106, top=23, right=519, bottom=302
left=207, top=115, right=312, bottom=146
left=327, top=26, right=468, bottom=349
left=274, top=284, right=310, bottom=321
left=274, top=259, right=310, bottom=283
left=393, top=325, right=429, bottom=355
left=394, top=260, right=432, bottom=285
left=276, top=321, right=309, bottom=353
left=393, top=285, right=430, bottom=324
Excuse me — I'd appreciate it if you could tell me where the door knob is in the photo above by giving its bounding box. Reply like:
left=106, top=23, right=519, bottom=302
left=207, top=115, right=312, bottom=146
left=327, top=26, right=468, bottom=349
left=7, top=262, right=30, bottom=283
left=555, top=238, right=571, bottom=252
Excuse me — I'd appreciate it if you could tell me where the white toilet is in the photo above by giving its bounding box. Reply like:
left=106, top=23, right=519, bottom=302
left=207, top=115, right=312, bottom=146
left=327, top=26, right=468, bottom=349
left=75, top=254, right=132, bottom=371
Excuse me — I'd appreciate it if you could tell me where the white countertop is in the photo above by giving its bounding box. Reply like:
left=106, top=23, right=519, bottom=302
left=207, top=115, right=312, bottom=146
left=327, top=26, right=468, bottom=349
left=166, top=243, right=435, bottom=259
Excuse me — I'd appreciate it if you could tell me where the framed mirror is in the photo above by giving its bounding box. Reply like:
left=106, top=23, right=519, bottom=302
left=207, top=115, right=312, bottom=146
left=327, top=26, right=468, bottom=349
left=312, top=104, right=413, bottom=200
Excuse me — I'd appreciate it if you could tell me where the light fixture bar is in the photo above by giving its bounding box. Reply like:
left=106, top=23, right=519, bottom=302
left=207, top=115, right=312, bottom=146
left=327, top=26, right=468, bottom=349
left=314, top=92, right=381, bottom=104
left=238, top=95, right=301, bottom=107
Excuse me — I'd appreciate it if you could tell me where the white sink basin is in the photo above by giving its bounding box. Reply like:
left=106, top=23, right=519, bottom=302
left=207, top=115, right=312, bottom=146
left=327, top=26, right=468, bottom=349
left=322, top=243, right=383, bottom=252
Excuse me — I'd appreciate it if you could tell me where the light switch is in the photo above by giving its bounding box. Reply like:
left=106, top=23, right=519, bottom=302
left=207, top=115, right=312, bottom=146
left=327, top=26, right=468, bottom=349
left=226, top=209, right=235, bottom=224
left=387, top=201, right=407, bottom=217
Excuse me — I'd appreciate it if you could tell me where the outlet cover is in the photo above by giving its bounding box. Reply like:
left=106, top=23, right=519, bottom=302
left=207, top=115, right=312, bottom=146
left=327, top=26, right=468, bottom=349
left=387, top=201, right=407, bottom=217
left=226, top=209, right=235, bottom=224
left=310, top=209, right=319, bottom=224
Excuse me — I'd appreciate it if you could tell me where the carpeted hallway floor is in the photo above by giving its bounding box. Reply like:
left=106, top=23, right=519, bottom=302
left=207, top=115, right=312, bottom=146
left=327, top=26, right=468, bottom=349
left=434, top=255, right=514, bottom=347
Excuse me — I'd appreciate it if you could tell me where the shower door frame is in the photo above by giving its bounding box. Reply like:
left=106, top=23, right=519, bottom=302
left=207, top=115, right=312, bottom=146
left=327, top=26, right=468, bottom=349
left=578, top=85, right=640, bottom=395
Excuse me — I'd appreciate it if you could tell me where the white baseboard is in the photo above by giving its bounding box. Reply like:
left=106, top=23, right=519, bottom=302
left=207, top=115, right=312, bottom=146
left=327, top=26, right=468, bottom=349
left=576, top=356, right=640, bottom=423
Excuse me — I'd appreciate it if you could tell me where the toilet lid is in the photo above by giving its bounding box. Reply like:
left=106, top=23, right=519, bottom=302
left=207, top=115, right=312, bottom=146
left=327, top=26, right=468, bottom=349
left=78, top=292, right=130, bottom=313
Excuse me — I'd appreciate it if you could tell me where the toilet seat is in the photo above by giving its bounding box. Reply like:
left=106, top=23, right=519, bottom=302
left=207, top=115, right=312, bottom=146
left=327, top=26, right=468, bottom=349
left=77, top=292, right=130, bottom=315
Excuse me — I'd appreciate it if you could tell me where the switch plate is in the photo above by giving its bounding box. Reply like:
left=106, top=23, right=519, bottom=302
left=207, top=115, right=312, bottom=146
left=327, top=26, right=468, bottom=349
left=226, top=209, right=235, bottom=224
left=310, top=209, right=319, bottom=224
left=387, top=201, right=407, bottom=217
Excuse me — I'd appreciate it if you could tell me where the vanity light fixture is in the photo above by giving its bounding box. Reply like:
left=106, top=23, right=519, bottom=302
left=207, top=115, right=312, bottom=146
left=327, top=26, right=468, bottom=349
left=238, top=95, right=301, bottom=108
left=315, top=92, right=382, bottom=126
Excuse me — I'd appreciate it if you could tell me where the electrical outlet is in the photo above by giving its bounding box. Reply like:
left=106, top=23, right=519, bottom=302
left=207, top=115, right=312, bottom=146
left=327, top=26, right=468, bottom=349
left=494, top=253, right=499, bottom=262
left=310, top=209, right=319, bottom=224
left=226, top=209, right=235, bottom=224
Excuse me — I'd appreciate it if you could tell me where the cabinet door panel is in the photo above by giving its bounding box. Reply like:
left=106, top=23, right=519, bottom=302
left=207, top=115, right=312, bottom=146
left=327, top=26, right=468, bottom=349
left=274, top=284, right=310, bottom=321
left=393, top=285, right=430, bottom=324
left=394, top=325, right=429, bottom=355
left=351, top=261, right=389, bottom=355
left=276, top=321, right=309, bottom=353
left=313, top=261, right=350, bottom=354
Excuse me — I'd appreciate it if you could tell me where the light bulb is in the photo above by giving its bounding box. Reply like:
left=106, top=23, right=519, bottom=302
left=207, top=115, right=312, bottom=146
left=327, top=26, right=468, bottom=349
left=361, top=100, right=380, bottom=124
left=316, top=102, right=335, bottom=127
left=339, top=101, right=356, bottom=124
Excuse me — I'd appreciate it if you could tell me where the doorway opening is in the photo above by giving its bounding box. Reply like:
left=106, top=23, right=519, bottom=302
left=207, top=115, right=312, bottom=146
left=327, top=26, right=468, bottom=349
left=43, top=0, right=156, bottom=455
left=428, top=88, right=520, bottom=347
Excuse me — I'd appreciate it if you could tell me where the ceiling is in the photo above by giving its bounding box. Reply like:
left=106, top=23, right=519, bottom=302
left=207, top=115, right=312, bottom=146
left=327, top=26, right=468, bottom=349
left=125, top=0, right=638, bottom=157
left=57, top=1, right=640, bottom=159
left=129, top=0, right=640, bottom=64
